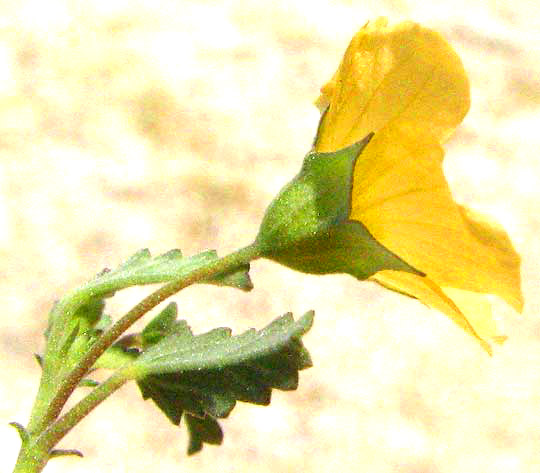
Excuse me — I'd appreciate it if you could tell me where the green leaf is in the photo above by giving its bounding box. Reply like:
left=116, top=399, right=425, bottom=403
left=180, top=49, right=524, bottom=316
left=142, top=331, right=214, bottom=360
left=136, top=377, right=226, bottom=454
left=256, top=136, right=422, bottom=280
left=72, top=298, right=106, bottom=331
left=141, top=302, right=180, bottom=347
left=93, top=313, right=113, bottom=332
left=57, top=320, right=83, bottom=355
left=185, top=414, right=223, bottom=455
left=77, top=249, right=253, bottom=302
left=53, top=316, right=104, bottom=378
left=46, top=310, right=126, bottom=380
left=133, top=311, right=314, bottom=454
left=132, top=311, right=314, bottom=376
left=45, top=297, right=108, bottom=340
left=43, top=298, right=108, bottom=376
left=78, top=378, right=100, bottom=388
left=92, top=344, right=140, bottom=371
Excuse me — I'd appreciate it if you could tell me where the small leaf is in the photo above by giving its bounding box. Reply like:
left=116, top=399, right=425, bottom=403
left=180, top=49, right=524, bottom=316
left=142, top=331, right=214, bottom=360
left=137, top=380, right=225, bottom=454
left=43, top=306, right=110, bottom=375
left=78, top=379, right=99, bottom=388
left=50, top=449, right=84, bottom=458
left=72, top=298, right=106, bottom=331
left=93, top=344, right=139, bottom=371
left=94, top=313, right=113, bottom=332
left=209, top=260, right=253, bottom=291
left=9, top=422, right=29, bottom=443
left=141, top=302, right=179, bottom=347
left=57, top=319, right=83, bottom=361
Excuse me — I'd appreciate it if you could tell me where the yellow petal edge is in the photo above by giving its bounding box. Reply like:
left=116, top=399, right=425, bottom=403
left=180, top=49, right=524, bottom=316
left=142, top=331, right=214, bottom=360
left=315, top=18, right=523, bottom=353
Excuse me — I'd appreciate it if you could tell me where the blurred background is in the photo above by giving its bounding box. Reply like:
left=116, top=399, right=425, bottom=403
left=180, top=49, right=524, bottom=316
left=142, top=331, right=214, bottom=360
left=1, top=1, right=540, bottom=472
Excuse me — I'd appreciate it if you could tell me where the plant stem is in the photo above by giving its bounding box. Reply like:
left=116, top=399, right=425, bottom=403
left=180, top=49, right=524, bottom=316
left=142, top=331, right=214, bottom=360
left=43, top=369, right=130, bottom=453
left=12, top=369, right=130, bottom=473
left=25, top=242, right=262, bottom=441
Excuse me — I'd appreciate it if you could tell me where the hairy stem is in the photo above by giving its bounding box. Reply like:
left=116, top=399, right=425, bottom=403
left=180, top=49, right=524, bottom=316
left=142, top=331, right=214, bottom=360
left=13, top=369, right=130, bottom=473
left=20, top=242, right=262, bottom=463
left=42, top=368, right=131, bottom=453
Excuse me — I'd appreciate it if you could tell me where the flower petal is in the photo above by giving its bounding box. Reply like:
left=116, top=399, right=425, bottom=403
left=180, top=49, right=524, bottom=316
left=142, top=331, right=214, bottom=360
left=349, top=123, right=523, bottom=312
left=441, top=287, right=507, bottom=345
left=315, top=18, right=470, bottom=152
left=372, top=270, right=493, bottom=354
left=456, top=206, right=523, bottom=312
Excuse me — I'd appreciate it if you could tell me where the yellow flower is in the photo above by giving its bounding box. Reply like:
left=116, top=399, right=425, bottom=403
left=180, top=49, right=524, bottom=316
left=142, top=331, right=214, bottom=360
left=314, top=18, right=523, bottom=353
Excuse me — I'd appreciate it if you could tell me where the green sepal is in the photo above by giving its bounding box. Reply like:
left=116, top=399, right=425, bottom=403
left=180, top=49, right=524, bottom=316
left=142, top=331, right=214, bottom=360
left=264, top=220, right=419, bottom=280
left=256, top=135, right=422, bottom=280
left=257, top=136, right=372, bottom=252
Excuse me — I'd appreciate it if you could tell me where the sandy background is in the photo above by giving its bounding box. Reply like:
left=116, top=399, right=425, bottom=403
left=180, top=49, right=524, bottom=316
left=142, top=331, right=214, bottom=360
left=1, top=1, right=540, bottom=472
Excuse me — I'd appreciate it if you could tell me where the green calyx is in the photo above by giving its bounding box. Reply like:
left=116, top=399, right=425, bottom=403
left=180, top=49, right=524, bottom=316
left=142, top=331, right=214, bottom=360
left=256, top=134, right=422, bottom=280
